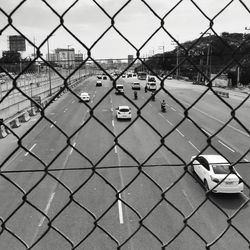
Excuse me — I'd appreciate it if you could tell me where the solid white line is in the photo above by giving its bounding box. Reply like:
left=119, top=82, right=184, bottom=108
left=25, top=143, right=37, bottom=156
left=244, top=158, right=249, bottom=162
left=202, top=128, right=211, bottom=136
left=70, top=142, right=76, bottom=155
left=218, top=140, right=235, bottom=152
left=118, top=194, right=124, bottom=224
left=114, top=145, right=117, bottom=154
left=38, top=192, right=55, bottom=227
left=171, top=107, right=176, bottom=111
left=188, top=141, right=200, bottom=152
left=176, top=129, right=184, bottom=137
left=112, top=120, right=114, bottom=127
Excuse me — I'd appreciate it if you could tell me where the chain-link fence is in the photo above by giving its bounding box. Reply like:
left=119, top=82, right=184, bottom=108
left=0, top=0, right=250, bottom=249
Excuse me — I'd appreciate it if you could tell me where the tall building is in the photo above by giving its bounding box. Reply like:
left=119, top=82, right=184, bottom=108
left=54, top=48, right=75, bottom=68
left=75, top=53, right=84, bottom=67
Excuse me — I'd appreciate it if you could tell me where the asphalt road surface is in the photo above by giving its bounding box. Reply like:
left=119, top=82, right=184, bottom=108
left=0, top=75, right=249, bottom=250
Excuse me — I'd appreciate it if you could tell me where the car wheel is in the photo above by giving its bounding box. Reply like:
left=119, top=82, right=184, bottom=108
left=204, top=180, right=209, bottom=191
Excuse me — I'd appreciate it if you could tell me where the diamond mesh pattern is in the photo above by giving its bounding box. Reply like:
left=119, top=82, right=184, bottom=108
left=0, top=0, right=250, bottom=249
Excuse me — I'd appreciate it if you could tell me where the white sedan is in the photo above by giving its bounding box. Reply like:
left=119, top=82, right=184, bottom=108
left=191, top=154, right=244, bottom=193
left=80, top=92, right=90, bottom=102
left=116, top=106, right=132, bottom=120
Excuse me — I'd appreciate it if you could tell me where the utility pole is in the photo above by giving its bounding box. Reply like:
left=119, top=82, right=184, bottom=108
left=47, top=39, right=52, bottom=96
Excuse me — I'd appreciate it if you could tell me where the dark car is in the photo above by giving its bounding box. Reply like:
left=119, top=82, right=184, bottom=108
left=103, top=75, right=107, bottom=80
left=96, top=80, right=102, bottom=87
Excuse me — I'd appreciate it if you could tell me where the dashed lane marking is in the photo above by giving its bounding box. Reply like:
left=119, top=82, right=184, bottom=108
left=25, top=143, right=37, bottom=156
left=188, top=141, right=200, bottom=152
left=171, top=107, right=176, bottom=111
left=202, top=128, right=211, bottom=136
left=50, top=121, right=57, bottom=128
left=70, top=142, right=76, bottom=155
left=38, top=192, right=55, bottom=227
left=218, top=140, right=235, bottom=152
left=176, top=129, right=184, bottom=137
left=182, top=189, right=195, bottom=209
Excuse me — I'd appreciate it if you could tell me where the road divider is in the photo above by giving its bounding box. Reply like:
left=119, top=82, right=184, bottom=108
left=215, top=90, right=229, bottom=98
left=0, top=125, right=8, bottom=138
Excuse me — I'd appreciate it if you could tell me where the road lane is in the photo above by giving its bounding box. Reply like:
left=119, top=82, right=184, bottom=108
left=0, top=76, right=249, bottom=249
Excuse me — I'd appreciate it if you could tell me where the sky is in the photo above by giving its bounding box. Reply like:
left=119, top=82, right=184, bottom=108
left=0, top=0, right=250, bottom=60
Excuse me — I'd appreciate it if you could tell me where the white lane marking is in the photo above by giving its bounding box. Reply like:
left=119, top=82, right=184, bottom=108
left=182, top=190, right=194, bottom=209
left=218, top=140, right=235, bottom=152
left=188, top=141, right=200, bottom=152
left=118, top=193, right=124, bottom=224
left=166, top=119, right=173, bottom=126
left=70, top=142, right=76, bottom=155
left=64, top=109, right=67, bottom=112
left=202, top=128, right=211, bottom=136
left=178, top=112, right=184, bottom=117
left=181, top=100, right=250, bottom=138
left=38, top=192, right=55, bottom=227
left=72, top=100, right=75, bottom=103
left=244, top=158, right=249, bottom=162
left=50, top=121, right=57, bottom=128
left=149, top=103, right=152, bottom=106
left=25, top=143, right=37, bottom=156
left=176, top=129, right=184, bottom=137
left=171, top=107, right=176, bottom=111
left=112, top=120, right=114, bottom=127
left=114, top=145, right=117, bottom=154
left=159, top=113, right=173, bottom=126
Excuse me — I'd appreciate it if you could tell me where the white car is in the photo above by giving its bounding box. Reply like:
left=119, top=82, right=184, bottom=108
left=80, top=92, right=90, bottom=102
left=116, top=106, right=132, bottom=120
left=191, top=155, right=244, bottom=193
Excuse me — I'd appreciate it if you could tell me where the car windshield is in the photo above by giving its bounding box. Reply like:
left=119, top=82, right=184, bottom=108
left=117, top=86, right=123, bottom=89
left=119, top=108, right=129, bottom=112
left=134, top=83, right=139, bottom=85
left=212, top=164, right=231, bottom=174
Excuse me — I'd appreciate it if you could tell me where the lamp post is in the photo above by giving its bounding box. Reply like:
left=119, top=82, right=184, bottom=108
left=47, top=39, right=52, bottom=96
left=67, top=45, right=72, bottom=84
left=158, top=45, right=165, bottom=73
left=201, top=32, right=212, bottom=83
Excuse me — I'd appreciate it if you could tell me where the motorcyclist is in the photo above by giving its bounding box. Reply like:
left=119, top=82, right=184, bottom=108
left=151, top=91, right=155, bottom=101
left=134, top=90, right=138, bottom=99
left=161, top=99, right=166, bottom=112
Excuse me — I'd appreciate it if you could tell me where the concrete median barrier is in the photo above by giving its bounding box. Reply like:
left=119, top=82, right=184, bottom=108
left=29, top=107, right=37, bottom=116
left=215, top=90, right=229, bottom=98
left=18, top=111, right=31, bottom=123
left=9, top=117, right=21, bottom=128
left=0, top=125, right=8, bottom=138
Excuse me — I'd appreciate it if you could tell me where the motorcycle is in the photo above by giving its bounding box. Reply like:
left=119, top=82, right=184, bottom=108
left=151, top=92, right=155, bottom=101
left=161, top=103, right=166, bottom=113
left=161, top=100, right=166, bottom=112
left=134, top=91, right=138, bottom=100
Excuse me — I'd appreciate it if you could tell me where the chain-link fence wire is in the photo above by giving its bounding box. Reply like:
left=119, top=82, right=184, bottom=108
left=0, top=0, right=250, bottom=249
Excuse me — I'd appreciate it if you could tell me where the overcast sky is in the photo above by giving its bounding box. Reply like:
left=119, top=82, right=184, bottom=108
left=0, top=0, right=250, bottom=60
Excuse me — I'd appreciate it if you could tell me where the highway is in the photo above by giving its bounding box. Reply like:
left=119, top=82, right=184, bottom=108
left=0, top=75, right=249, bottom=250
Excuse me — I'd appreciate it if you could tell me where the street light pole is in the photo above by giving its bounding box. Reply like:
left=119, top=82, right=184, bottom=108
left=47, top=39, right=52, bottom=96
left=67, top=45, right=72, bottom=84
